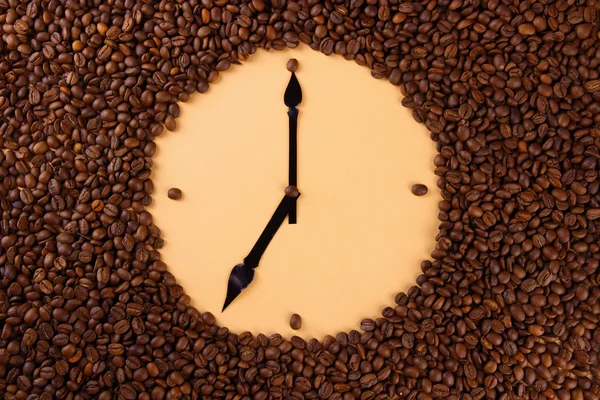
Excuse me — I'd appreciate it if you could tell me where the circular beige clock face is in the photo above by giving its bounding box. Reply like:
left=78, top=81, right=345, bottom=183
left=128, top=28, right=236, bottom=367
left=149, top=46, right=438, bottom=338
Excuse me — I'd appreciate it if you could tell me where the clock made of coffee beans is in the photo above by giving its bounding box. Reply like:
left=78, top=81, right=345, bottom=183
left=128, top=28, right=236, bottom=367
left=0, top=0, right=599, bottom=400
left=151, top=47, right=437, bottom=338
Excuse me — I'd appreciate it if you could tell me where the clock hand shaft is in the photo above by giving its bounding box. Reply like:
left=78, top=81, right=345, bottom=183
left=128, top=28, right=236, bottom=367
left=284, top=71, right=302, bottom=224
left=244, top=194, right=299, bottom=267
left=288, top=107, right=298, bottom=224
left=222, top=193, right=299, bottom=311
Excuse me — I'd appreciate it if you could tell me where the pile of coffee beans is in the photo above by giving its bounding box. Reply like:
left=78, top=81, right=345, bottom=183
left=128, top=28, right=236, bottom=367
left=1, top=0, right=599, bottom=399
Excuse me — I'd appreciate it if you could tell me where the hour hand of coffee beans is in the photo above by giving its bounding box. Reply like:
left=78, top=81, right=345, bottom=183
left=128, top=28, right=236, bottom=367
left=223, top=192, right=300, bottom=311
left=284, top=67, right=302, bottom=224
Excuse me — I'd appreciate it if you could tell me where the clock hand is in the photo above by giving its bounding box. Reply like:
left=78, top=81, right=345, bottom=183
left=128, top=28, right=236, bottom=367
left=222, top=191, right=300, bottom=311
left=244, top=193, right=299, bottom=266
left=284, top=71, right=302, bottom=224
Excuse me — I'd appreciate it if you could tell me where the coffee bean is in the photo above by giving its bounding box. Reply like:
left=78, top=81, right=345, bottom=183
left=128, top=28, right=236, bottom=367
left=285, top=185, right=299, bottom=198
left=411, top=184, right=428, bottom=196
left=290, top=313, right=302, bottom=330
left=39, top=280, right=53, bottom=294
left=22, top=328, right=37, bottom=346
left=40, top=366, right=55, bottom=380
left=360, top=374, right=377, bottom=388
left=287, top=58, right=299, bottom=72
left=202, top=312, right=216, bottom=326
left=216, top=59, right=231, bottom=71
left=360, top=319, right=375, bottom=331
left=432, top=384, right=450, bottom=397
left=518, top=23, right=536, bottom=35
left=20, top=188, right=34, bottom=204
left=168, top=188, right=183, bottom=200
left=55, top=360, right=69, bottom=376
left=584, top=80, right=600, bottom=93
left=114, top=320, right=130, bottom=334
left=119, top=384, right=136, bottom=400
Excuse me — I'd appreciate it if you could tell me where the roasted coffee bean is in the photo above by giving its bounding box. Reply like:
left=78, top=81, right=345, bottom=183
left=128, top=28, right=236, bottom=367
left=295, top=377, right=311, bottom=392
left=584, top=80, right=600, bottom=93
left=285, top=185, right=300, bottom=198
left=411, top=184, right=428, bottom=196
left=432, top=384, right=450, bottom=397
left=287, top=58, right=299, bottom=72
left=360, top=319, right=375, bottom=331
left=360, top=374, right=377, bottom=388
left=290, top=313, right=302, bottom=330
left=167, top=188, right=183, bottom=200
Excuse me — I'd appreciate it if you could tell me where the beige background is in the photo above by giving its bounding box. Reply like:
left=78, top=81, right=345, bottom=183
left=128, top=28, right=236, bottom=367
left=149, top=46, right=438, bottom=338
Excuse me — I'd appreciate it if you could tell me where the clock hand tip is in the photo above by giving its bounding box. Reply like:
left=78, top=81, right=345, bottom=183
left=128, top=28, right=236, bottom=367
left=222, top=263, right=256, bottom=312
left=284, top=72, right=302, bottom=108
left=222, top=298, right=233, bottom=312
left=222, top=283, right=240, bottom=312
left=222, top=286, right=240, bottom=312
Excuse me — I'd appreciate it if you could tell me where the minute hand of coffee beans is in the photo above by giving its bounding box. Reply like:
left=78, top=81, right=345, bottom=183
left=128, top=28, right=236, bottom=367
left=223, top=193, right=299, bottom=311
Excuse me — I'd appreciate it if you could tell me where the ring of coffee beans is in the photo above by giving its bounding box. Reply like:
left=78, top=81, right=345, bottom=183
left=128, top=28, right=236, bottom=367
left=1, top=0, right=599, bottom=399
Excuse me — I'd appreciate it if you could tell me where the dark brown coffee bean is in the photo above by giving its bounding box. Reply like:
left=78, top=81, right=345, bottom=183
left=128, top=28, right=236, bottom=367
left=39, top=280, right=53, bottom=294
left=285, top=185, right=300, bottom=198
left=432, top=384, right=450, bottom=397
left=411, top=184, right=428, bottom=196
left=168, top=188, right=182, bottom=200
left=290, top=313, right=302, bottom=330
left=287, top=58, right=299, bottom=72
left=360, top=374, right=377, bottom=388
left=202, top=343, right=218, bottom=360
left=119, top=384, right=136, bottom=400
left=114, top=320, right=130, bottom=334
left=584, top=80, right=600, bottom=93
left=55, top=360, right=69, bottom=376
left=40, top=366, right=56, bottom=380
left=216, top=59, right=231, bottom=71
left=360, top=319, right=375, bottom=331
left=295, top=377, right=311, bottom=392
left=202, top=312, right=216, bottom=325
left=464, top=364, right=477, bottom=380
left=315, top=380, right=332, bottom=398
left=518, top=23, right=536, bottom=35
left=22, top=328, right=37, bottom=346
